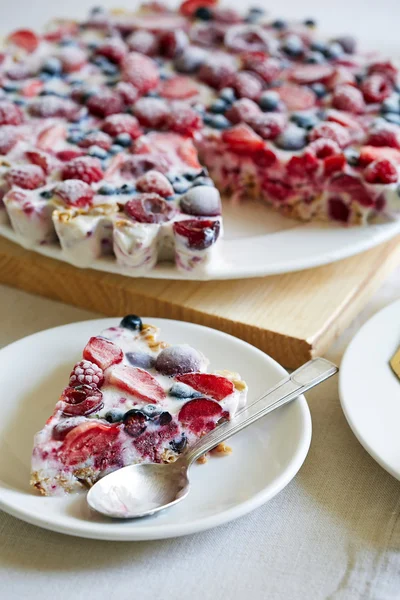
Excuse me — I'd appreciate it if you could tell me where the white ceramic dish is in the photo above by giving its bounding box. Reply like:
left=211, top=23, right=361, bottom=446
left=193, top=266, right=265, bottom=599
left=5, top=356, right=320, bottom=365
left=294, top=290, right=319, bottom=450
left=340, top=299, right=400, bottom=480
left=2, top=202, right=400, bottom=280
left=0, top=317, right=311, bottom=541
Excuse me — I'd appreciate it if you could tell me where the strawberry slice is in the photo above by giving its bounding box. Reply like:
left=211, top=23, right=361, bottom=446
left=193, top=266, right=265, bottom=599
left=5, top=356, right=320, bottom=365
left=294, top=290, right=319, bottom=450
left=25, top=150, right=56, bottom=175
left=106, top=364, right=166, bottom=404
left=7, top=29, right=40, bottom=52
left=222, top=123, right=264, bottom=154
left=274, top=84, right=316, bottom=111
left=289, top=64, right=334, bottom=85
left=176, top=373, right=234, bottom=401
left=60, top=421, right=120, bottom=467
left=159, top=76, right=200, bottom=100
left=37, top=123, right=66, bottom=151
left=178, top=398, right=224, bottom=435
left=179, top=0, right=217, bottom=17
left=177, top=138, right=202, bottom=169
left=358, top=145, right=400, bottom=167
left=21, top=79, right=43, bottom=98
left=83, top=337, right=123, bottom=370
left=122, top=52, right=159, bottom=94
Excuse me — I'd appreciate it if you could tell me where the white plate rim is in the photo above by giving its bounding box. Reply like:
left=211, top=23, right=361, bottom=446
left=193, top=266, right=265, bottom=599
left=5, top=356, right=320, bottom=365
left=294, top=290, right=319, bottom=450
left=339, top=299, right=400, bottom=481
left=0, top=317, right=312, bottom=541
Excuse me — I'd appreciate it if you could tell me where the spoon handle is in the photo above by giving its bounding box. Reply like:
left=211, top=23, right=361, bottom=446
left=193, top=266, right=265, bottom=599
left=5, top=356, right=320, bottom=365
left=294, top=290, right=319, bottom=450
left=185, top=358, right=338, bottom=465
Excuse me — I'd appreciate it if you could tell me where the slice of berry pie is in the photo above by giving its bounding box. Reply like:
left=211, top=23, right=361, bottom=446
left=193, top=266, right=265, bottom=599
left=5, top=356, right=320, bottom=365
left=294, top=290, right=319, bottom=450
left=30, top=315, right=247, bottom=495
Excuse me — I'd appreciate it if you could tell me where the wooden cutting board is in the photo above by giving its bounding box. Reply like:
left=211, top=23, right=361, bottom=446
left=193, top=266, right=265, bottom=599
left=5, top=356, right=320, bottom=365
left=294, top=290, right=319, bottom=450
left=1, top=234, right=399, bottom=368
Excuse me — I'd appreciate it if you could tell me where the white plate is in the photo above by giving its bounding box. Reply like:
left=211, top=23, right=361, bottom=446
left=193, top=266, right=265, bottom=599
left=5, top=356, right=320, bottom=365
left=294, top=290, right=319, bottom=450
left=2, top=203, right=400, bottom=280
left=340, top=299, right=400, bottom=480
left=0, top=318, right=311, bottom=541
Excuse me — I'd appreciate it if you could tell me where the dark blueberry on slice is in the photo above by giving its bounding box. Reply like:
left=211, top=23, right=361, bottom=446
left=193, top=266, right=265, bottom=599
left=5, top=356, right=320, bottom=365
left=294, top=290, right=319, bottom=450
left=204, top=114, right=231, bottom=130
left=344, top=148, right=359, bottom=166
left=2, top=83, right=19, bottom=93
left=275, top=125, right=307, bottom=150
left=141, top=404, right=160, bottom=418
left=119, top=183, right=136, bottom=194
left=174, top=219, right=221, bottom=250
left=67, top=131, right=84, bottom=144
left=195, top=6, right=212, bottom=20
left=88, top=145, right=108, bottom=160
left=123, top=409, right=148, bottom=437
left=281, top=34, right=304, bottom=57
left=381, top=95, right=400, bottom=114
left=192, top=177, right=215, bottom=187
left=155, top=345, right=204, bottom=376
left=354, top=72, right=365, bottom=85
left=333, top=35, right=356, bottom=54
left=174, top=46, right=207, bottom=74
left=169, top=382, right=202, bottom=399
left=105, top=409, right=125, bottom=423
left=40, top=190, right=53, bottom=199
left=258, top=90, right=280, bottom=112
left=109, top=144, right=123, bottom=154
left=324, top=42, right=343, bottom=59
left=13, top=99, right=26, bottom=106
left=310, top=83, right=327, bottom=98
left=304, top=18, right=316, bottom=27
left=126, top=351, right=156, bottom=369
left=290, top=112, right=320, bottom=130
left=183, top=172, right=197, bottom=182
left=311, top=40, right=327, bottom=53
left=102, top=62, right=118, bottom=77
left=156, top=411, right=173, bottom=426
left=180, top=186, right=221, bottom=216
left=305, top=51, right=325, bottom=64
left=120, top=314, right=143, bottom=331
left=383, top=113, right=400, bottom=125
left=172, top=177, right=191, bottom=194
left=219, top=87, right=236, bottom=104
left=210, top=99, right=227, bottom=114
left=271, top=19, right=287, bottom=30
left=42, top=57, right=62, bottom=75
left=170, top=435, right=187, bottom=454
left=114, top=133, right=132, bottom=147
left=98, top=183, right=117, bottom=195
left=146, top=90, right=160, bottom=98
left=59, top=38, right=77, bottom=47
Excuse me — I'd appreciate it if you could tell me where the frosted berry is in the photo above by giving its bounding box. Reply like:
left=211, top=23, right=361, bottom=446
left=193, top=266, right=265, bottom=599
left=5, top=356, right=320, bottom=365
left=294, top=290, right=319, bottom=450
left=87, top=90, right=124, bottom=117
left=159, top=30, right=188, bottom=58
left=122, top=52, right=159, bottom=94
left=61, top=385, right=104, bottom=417
left=241, top=52, right=280, bottom=84
left=232, top=71, right=263, bottom=101
left=102, top=113, right=142, bottom=139
left=78, top=131, right=112, bottom=151
left=69, top=360, right=104, bottom=389
left=332, top=85, right=365, bottom=113
left=180, top=186, right=222, bottom=216
left=155, top=344, right=204, bottom=376
left=173, top=218, right=221, bottom=250
left=0, top=101, right=24, bottom=125
left=94, top=38, right=127, bottom=64
left=125, top=193, right=176, bottom=224
left=225, top=98, right=261, bottom=124
left=308, top=122, right=351, bottom=148
left=54, top=180, right=94, bottom=208
left=133, top=97, right=170, bottom=128
left=136, top=170, right=174, bottom=198
left=0, top=126, right=20, bottom=154
left=61, top=156, right=103, bottom=184
left=127, top=30, right=159, bottom=56
left=368, top=123, right=400, bottom=149
left=224, top=24, right=271, bottom=53
left=364, top=159, right=398, bottom=184
left=6, top=164, right=45, bottom=190
left=167, top=104, right=203, bottom=136
left=361, top=74, right=392, bottom=104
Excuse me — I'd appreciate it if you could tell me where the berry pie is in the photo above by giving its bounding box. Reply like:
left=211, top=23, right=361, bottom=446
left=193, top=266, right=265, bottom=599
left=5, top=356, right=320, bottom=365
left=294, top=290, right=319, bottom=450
left=30, top=315, right=248, bottom=495
left=1, top=1, right=400, bottom=277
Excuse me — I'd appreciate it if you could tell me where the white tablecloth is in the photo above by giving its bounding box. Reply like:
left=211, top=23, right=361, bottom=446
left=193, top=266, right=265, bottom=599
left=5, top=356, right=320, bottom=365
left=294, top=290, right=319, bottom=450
left=1, top=268, right=400, bottom=600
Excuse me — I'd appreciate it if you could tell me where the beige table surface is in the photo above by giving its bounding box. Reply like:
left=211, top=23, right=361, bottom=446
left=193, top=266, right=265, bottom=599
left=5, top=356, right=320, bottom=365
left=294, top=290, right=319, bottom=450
left=1, top=269, right=400, bottom=600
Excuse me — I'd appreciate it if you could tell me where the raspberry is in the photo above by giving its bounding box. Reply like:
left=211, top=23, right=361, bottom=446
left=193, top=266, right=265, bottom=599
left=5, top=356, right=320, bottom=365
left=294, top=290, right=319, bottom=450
left=241, top=52, right=281, bottom=84
left=7, top=29, right=39, bottom=52
left=198, top=54, right=237, bottom=89
left=78, top=131, right=112, bottom=151
left=159, top=30, right=188, bottom=59
left=178, top=399, right=224, bottom=435
left=367, top=61, right=398, bottom=85
left=69, top=359, right=104, bottom=389
left=179, top=0, right=217, bottom=17
left=159, top=76, right=200, bottom=100
left=308, top=138, right=341, bottom=158
left=125, top=193, right=176, bottom=224
left=176, top=373, right=234, bottom=401
left=28, top=97, right=81, bottom=120
left=94, top=38, right=127, bottom=64
left=127, top=30, right=159, bottom=56
left=54, top=180, right=94, bottom=208
left=309, top=122, right=351, bottom=148
left=361, top=74, right=392, bottom=103
left=102, top=113, right=142, bottom=139
left=87, top=91, right=124, bottom=117
left=0, top=101, right=24, bottom=126
left=232, top=70, right=263, bottom=101
left=274, top=84, right=316, bottom=111
left=61, top=385, right=104, bottom=417
left=253, top=147, right=277, bottom=168
left=289, top=64, right=334, bottom=85
left=25, top=150, right=56, bottom=175
left=136, top=170, right=174, bottom=198
left=332, top=84, right=365, bottom=113
left=106, top=364, right=166, bottom=404
left=249, top=113, right=284, bottom=140
left=226, top=98, right=261, bottom=124
left=6, top=164, right=45, bottom=190
left=364, top=159, right=398, bottom=184
left=61, top=156, right=103, bottom=184
left=59, top=46, right=87, bottom=73
left=0, top=126, right=21, bottom=154
left=221, top=123, right=264, bottom=154
left=115, top=81, right=139, bottom=106
left=122, top=52, right=159, bottom=94
left=37, top=123, right=66, bottom=151
left=367, top=123, right=400, bottom=149
left=286, top=152, right=319, bottom=178
left=133, top=97, right=170, bottom=128
left=262, top=178, right=292, bottom=202
left=225, top=24, right=271, bottom=53
left=173, top=218, right=220, bottom=250
left=167, top=104, right=203, bottom=136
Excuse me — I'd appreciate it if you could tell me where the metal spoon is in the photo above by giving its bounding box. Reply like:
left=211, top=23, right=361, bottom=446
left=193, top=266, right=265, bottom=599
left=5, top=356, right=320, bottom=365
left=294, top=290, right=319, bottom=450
left=87, top=357, right=337, bottom=519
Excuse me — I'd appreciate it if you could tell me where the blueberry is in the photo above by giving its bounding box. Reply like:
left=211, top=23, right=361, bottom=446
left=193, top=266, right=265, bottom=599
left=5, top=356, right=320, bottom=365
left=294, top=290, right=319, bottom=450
left=174, top=46, right=207, bottom=74
left=13, top=99, right=26, bottom=106
left=344, top=148, right=359, bottom=166
left=98, top=183, right=117, bottom=195
left=40, top=190, right=54, bottom=199
left=120, top=314, right=143, bottom=331
left=258, top=90, right=280, bottom=112
left=384, top=113, right=400, bottom=125
left=310, top=83, right=327, bottom=98
left=290, top=112, right=320, bottom=130
left=119, top=183, right=136, bottom=194
left=249, top=6, right=265, bottom=14
left=66, top=131, right=84, bottom=144
left=156, top=411, right=173, bottom=426
left=355, top=72, right=365, bottom=85
left=305, top=51, right=325, bottom=64
left=333, top=36, right=356, bottom=55
left=275, top=125, right=307, bottom=150
left=89, top=5, right=104, bottom=15
left=246, top=8, right=264, bottom=23
left=170, top=435, right=188, bottom=454
left=195, top=6, right=212, bottom=20
left=59, top=39, right=77, bottom=47
left=210, top=99, right=227, bottom=114
left=271, top=19, right=287, bottom=30
left=115, top=133, right=132, bottom=147
left=105, top=409, right=125, bottom=423
left=172, top=178, right=191, bottom=194
left=381, top=95, right=400, bottom=114
left=141, top=404, right=159, bottom=418
left=325, top=42, right=343, bottom=59
left=146, top=90, right=160, bottom=98
left=126, top=351, right=156, bottom=369
left=219, top=87, right=236, bottom=104
left=311, top=40, right=327, bottom=53
left=155, top=345, right=204, bottom=376
left=195, top=168, right=209, bottom=178
left=169, top=382, right=202, bottom=399
left=42, top=57, right=62, bottom=75
left=110, top=144, right=124, bottom=154
left=191, top=177, right=215, bottom=187
left=159, top=71, right=169, bottom=81
left=106, top=77, right=119, bottom=87
left=102, top=62, right=118, bottom=76
left=282, top=34, right=303, bottom=57
left=180, top=186, right=221, bottom=216
left=204, top=113, right=231, bottom=129
left=2, top=83, right=18, bottom=93
left=88, top=145, right=108, bottom=159
left=192, top=102, right=206, bottom=116
left=123, top=409, right=148, bottom=437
